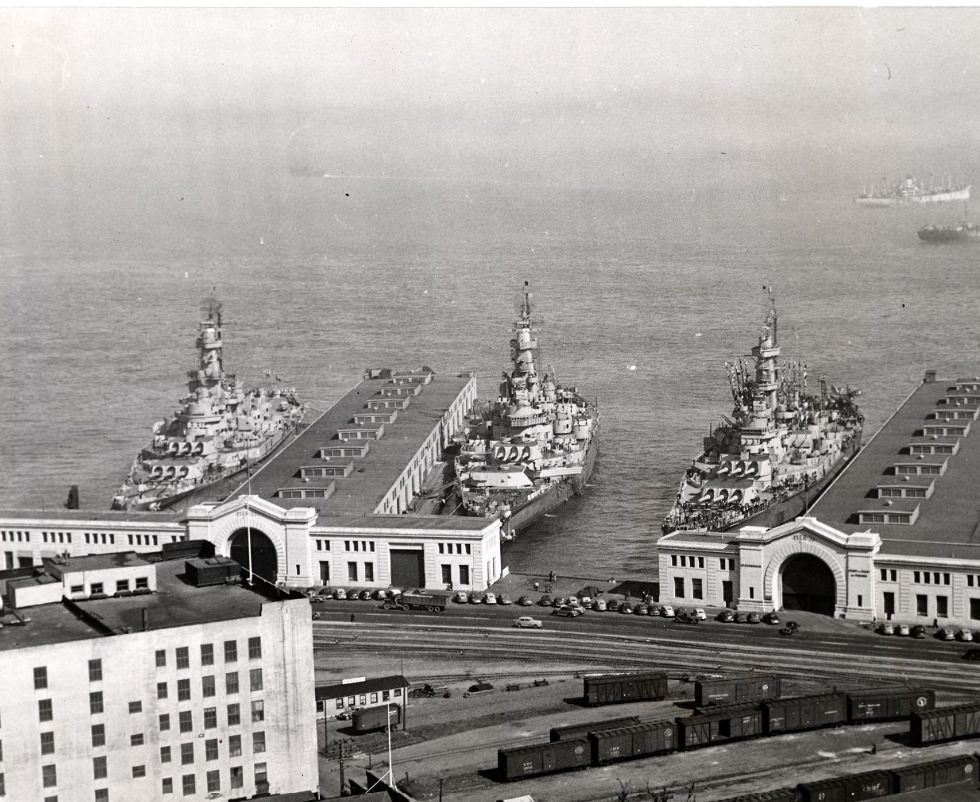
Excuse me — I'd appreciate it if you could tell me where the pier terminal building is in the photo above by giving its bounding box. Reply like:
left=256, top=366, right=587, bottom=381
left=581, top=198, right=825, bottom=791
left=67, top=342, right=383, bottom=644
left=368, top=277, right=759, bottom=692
left=658, top=373, right=980, bottom=626
left=0, top=368, right=504, bottom=594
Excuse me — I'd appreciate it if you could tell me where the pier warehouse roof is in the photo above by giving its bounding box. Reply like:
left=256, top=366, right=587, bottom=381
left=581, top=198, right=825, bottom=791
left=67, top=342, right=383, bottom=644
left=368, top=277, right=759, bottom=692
left=810, top=374, right=980, bottom=561
left=237, top=369, right=476, bottom=516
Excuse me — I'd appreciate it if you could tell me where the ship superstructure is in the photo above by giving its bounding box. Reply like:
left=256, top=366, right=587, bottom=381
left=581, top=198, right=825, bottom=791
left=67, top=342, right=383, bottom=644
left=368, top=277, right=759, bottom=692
left=452, top=283, right=598, bottom=538
left=663, top=289, right=862, bottom=534
left=856, top=175, right=970, bottom=207
left=111, top=296, right=304, bottom=511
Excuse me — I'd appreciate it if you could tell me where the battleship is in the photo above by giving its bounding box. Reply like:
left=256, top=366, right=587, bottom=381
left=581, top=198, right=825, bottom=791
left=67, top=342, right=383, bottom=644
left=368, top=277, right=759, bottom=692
left=855, top=175, right=970, bottom=207
left=662, top=290, right=863, bottom=534
left=111, top=296, right=305, bottom=511
left=452, top=283, right=599, bottom=538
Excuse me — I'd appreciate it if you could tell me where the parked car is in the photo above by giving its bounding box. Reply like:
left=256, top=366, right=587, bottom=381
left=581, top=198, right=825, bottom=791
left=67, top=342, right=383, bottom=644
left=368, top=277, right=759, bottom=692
left=716, top=609, right=736, bottom=623
left=959, top=628, right=974, bottom=642
left=484, top=592, right=497, bottom=605
left=387, top=588, right=402, bottom=598
left=785, top=620, right=801, bottom=632
left=358, top=589, right=373, bottom=601
left=878, top=622, right=895, bottom=635
left=762, top=612, right=780, bottom=625
left=537, top=594, right=553, bottom=607
left=896, top=624, right=910, bottom=636
left=693, top=608, right=707, bottom=621
left=746, top=612, right=762, bottom=624
left=606, top=599, right=620, bottom=612
left=552, top=597, right=567, bottom=608
left=659, top=605, right=675, bottom=618
left=454, top=591, right=469, bottom=603
left=469, top=593, right=484, bottom=604
left=964, top=648, right=980, bottom=661
left=734, top=611, right=748, bottom=624
left=675, top=610, right=700, bottom=625
left=938, top=628, right=957, bottom=641
left=310, top=594, right=329, bottom=604
left=372, top=589, right=388, bottom=600
left=633, top=603, right=650, bottom=615
left=553, top=605, right=584, bottom=617
left=499, top=594, right=513, bottom=605
left=513, top=616, right=543, bottom=629
left=911, top=624, right=927, bottom=639
left=517, top=595, right=534, bottom=606
left=618, top=602, right=633, bottom=614
left=593, top=598, right=608, bottom=612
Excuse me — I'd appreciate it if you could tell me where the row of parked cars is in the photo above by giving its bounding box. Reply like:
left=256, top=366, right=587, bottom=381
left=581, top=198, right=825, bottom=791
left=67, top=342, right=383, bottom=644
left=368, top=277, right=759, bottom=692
left=877, top=621, right=979, bottom=641
left=307, top=587, right=402, bottom=602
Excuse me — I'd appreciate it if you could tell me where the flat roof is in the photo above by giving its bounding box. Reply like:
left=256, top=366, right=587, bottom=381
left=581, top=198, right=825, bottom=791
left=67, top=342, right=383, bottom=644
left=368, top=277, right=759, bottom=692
left=812, top=377, right=980, bottom=560
left=0, top=509, right=185, bottom=524
left=312, top=514, right=492, bottom=534
left=0, top=557, right=275, bottom=653
left=239, top=372, right=471, bottom=516
left=46, top=552, right=151, bottom=575
left=315, top=674, right=409, bottom=700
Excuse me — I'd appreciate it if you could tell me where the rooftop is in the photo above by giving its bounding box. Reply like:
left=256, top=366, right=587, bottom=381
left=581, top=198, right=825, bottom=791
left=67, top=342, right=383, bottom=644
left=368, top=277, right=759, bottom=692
left=312, top=513, right=493, bottom=534
left=0, top=508, right=184, bottom=524
left=238, top=371, right=472, bottom=515
left=315, top=674, right=410, bottom=701
left=811, top=376, right=980, bottom=560
left=0, top=557, right=279, bottom=653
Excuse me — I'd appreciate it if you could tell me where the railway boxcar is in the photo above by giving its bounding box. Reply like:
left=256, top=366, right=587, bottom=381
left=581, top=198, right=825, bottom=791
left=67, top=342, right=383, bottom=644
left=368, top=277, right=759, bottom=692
left=583, top=671, right=668, bottom=706
left=845, top=687, right=934, bottom=722
left=676, top=705, right=764, bottom=749
left=589, top=720, right=675, bottom=764
left=892, top=754, right=978, bottom=791
left=798, top=770, right=893, bottom=802
left=764, top=693, right=847, bottom=735
left=715, top=790, right=800, bottom=802
left=910, top=701, right=980, bottom=747
left=351, top=704, right=401, bottom=733
left=550, top=716, right=641, bottom=742
left=695, top=675, right=781, bottom=708
left=497, top=738, right=591, bottom=781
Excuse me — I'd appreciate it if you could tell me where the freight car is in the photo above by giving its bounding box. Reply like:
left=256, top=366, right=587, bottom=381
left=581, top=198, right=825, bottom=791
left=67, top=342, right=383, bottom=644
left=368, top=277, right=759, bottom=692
left=798, top=755, right=978, bottom=800
left=846, top=687, right=934, bottom=722
left=911, top=700, right=980, bottom=746
left=497, top=738, right=590, bottom=781
left=677, top=705, right=764, bottom=749
left=550, top=716, right=641, bottom=742
left=715, top=790, right=800, bottom=802
left=351, top=704, right=401, bottom=733
left=589, top=721, right=675, bottom=764
left=695, top=675, right=781, bottom=708
left=582, top=671, right=668, bottom=706
left=764, top=692, right=847, bottom=734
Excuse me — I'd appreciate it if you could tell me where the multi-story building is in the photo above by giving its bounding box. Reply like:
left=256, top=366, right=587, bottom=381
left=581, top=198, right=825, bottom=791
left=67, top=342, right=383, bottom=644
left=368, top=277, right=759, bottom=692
left=0, top=554, right=317, bottom=802
left=658, top=372, right=980, bottom=626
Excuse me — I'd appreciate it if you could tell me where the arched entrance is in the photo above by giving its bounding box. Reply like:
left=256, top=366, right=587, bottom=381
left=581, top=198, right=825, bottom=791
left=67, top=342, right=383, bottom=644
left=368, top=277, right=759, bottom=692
left=781, top=554, right=836, bottom=615
left=229, top=527, right=278, bottom=587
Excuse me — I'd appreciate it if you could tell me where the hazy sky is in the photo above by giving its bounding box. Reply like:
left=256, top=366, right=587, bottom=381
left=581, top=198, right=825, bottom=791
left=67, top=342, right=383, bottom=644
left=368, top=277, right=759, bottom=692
left=3, top=8, right=980, bottom=199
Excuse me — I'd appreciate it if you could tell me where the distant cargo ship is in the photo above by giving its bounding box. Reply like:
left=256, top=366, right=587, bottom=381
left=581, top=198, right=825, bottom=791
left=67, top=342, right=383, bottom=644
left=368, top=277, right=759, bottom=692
left=856, top=176, right=970, bottom=207
left=111, top=296, right=304, bottom=511
left=662, top=289, right=863, bottom=534
left=452, top=282, right=598, bottom=539
left=918, top=222, right=980, bottom=243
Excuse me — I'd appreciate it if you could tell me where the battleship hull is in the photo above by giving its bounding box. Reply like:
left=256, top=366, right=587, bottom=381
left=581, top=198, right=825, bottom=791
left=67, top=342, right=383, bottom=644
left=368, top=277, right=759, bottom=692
left=856, top=186, right=971, bottom=207
left=499, top=432, right=599, bottom=538
left=918, top=225, right=980, bottom=243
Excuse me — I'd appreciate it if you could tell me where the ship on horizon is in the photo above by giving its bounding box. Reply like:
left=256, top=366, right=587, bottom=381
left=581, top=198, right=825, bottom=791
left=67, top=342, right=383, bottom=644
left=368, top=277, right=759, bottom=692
left=111, top=295, right=305, bottom=512
left=856, top=175, right=970, bottom=207
left=662, top=289, right=863, bottom=535
left=450, top=282, right=599, bottom=539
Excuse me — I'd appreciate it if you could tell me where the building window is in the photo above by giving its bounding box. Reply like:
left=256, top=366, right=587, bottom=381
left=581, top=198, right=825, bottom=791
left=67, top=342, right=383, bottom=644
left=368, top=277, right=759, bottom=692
left=914, top=571, right=921, bottom=583
left=159, top=714, right=170, bottom=732
left=938, top=596, right=949, bottom=618
left=206, top=770, right=220, bottom=793
left=176, top=647, right=189, bottom=670
left=347, top=562, right=358, bottom=582
left=116, top=579, right=129, bottom=593
left=880, top=568, right=887, bottom=581
left=38, top=699, right=53, bottom=722
left=95, top=790, right=108, bottom=802
left=230, top=766, right=243, bottom=789
left=248, top=637, right=261, bottom=660
left=382, top=690, right=390, bottom=701
left=698, top=557, right=705, bottom=568
left=917, top=594, right=928, bottom=616
left=130, top=733, right=144, bottom=746
left=250, top=668, right=263, bottom=692
left=673, top=577, right=684, bottom=598
left=205, top=739, right=218, bottom=761
left=179, top=711, right=193, bottom=733
left=224, top=641, right=237, bottom=663
left=177, top=679, right=190, bottom=702
left=155, top=650, right=166, bottom=668
left=253, top=731, right=266, bottom=753
left=891, top=570, right=897, bottom=581
left=204, top=708, right=217, bottom=729
left=34, top=667, right=48, bottom=690
left=162, top=778, right=173, bottom=795
left=161, top=746, right=171, bottom=763
left=157, top=682, right=168, bottom=700
left=202, top=676, right=215, bottom=698
left=91, top=582, right=104, bottom=594
left=229, top=734, right=242, bottom=757
left=180, top=743, right=194, bottom=765
left=93, top=756, right=107, bottom=779
left=129, top=701, right=142, bottom=714
left=132, top=765, right=146, bottom=778
left=200, top=644, right=214, bottom=666
left=225, top=672, right=239, bottom=695
left=255, top=762, right=268, bottom=789
left=182, top=774, right=195, bottom=796
left=227, top=704, right=240, bottom=727
left=135, top=576, right=149, bottom=589
left=88, top=659, right=102, bottom=683
left=251, top=700, right=264, bottom=723
left=749, top=586, right=755, bottom=599
left=692, top=578, right=703, bottom=599
left=441, top=564, right=452, bottom=585
left=42, top=765, right=56, bottom=788
left=92, top=724, right=105, bottom=747
left=40, top=732, right=55, bottom=755
left=365, top=562, right=374, bottom=582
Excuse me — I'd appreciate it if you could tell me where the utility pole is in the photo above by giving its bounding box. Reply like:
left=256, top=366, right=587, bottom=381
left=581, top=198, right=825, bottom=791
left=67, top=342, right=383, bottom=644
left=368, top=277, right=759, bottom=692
left=326, top=738, right=353, bottom=797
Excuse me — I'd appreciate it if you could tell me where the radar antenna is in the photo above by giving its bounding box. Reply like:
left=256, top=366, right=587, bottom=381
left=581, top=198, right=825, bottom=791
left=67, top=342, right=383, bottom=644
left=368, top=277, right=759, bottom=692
left=201, top=290, right=223, bottom=327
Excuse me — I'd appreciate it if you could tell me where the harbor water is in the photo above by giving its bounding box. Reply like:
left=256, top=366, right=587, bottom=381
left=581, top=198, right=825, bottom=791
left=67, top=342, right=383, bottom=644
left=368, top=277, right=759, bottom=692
left=2, top=175, right=978, bottom=578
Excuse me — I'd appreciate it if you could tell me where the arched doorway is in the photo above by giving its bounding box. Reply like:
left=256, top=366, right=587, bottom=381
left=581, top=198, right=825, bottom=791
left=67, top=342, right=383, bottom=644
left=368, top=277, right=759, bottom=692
left=781, top=554, right=836, bottom=615
left=229, top=527, right=278, bottom=587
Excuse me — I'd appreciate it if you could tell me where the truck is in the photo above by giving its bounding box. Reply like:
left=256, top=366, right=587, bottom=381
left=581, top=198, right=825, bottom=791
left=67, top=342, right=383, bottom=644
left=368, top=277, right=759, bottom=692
left=352, top=704, right=401, bottom=733
left=382, top=590, right=447, bottom=612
